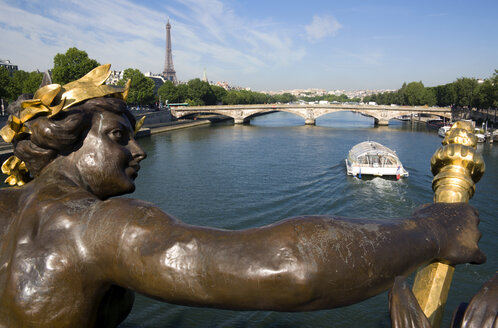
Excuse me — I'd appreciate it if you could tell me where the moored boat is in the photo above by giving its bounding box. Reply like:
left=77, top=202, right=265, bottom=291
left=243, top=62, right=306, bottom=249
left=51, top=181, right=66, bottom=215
left=426, top=119, right=445, bottom=130
left=345, top=141, right=409, bottom=179
left=395, top=115, right=411, bottom=121
left=474, top=129, right=485, bottom=143
left=438, top=125, right=451, bottom=138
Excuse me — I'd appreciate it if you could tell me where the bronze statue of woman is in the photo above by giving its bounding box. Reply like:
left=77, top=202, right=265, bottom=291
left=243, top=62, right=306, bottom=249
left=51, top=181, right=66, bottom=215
left=0, top=65, right=486, bottom=327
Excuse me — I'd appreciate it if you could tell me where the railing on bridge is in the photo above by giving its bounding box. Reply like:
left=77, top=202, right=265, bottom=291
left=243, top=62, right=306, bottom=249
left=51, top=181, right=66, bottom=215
left=165, top=103, right=189, bottom=109
left=170, top=103, right=452, bottom=126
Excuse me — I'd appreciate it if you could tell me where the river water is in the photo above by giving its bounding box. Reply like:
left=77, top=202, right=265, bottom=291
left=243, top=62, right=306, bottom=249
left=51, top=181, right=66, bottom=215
left=119, top=111, right=496, bottom=328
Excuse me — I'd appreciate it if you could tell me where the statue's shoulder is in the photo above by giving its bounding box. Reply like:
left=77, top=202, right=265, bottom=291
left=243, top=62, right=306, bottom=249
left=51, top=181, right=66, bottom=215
left=82, top=198, right=178, bottom=253
left=98, top=197, right=158, bottom=213
left=96, top=197, right=177, bottom=225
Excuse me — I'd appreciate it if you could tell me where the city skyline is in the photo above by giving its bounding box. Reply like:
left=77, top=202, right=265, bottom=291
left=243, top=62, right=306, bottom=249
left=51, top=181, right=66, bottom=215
left=1, top=0, right=497, bottom=92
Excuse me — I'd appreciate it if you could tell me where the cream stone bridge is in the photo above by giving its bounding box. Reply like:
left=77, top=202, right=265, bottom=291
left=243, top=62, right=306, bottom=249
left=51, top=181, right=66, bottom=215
left=170, top=103, right=452, bottom=125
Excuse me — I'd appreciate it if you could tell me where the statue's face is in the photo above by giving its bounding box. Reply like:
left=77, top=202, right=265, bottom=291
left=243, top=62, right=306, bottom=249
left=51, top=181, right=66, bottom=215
left=70, top=109, right=146, bottom=199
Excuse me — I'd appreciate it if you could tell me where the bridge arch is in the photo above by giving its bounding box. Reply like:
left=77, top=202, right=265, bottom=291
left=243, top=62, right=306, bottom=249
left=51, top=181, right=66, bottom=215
left=243, top=109, right=309, bottom=123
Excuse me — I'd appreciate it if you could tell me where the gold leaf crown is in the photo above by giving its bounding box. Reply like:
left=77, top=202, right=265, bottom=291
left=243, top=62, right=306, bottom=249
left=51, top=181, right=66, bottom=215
left=0, top=64, right=131, bottom=186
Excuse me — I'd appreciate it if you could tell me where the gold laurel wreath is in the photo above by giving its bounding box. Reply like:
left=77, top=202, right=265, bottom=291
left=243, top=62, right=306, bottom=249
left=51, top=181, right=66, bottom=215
left=1, top=156, right=29, bottom=186
left=0, top=64, right=142, bottom=186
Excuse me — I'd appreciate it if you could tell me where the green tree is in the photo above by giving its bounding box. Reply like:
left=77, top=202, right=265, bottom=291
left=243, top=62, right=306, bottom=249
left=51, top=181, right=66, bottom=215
left=52, top=47, right=99, bottom=85
left=237, top=90, right=254, bottom=104
left=434, top=83, right=457, bottom=107
left=376, top=91, right=399, bottom=105
left=210, top=85, right=227, bottom=104
left=422, top=88, right=436, bottom=106
left=398, top=82, right=407, bottom=105
left=23, top=71, right=43, bottom=94
left=0, top=67, right=10, bottom=101
left=454, top=77, right=479, bottom=108
left=158, top=81, right=182, bottom=104
left=398, top=81, right=435, bottom=106
left=0, top=69, right=43, bottom=102
left=187, top=79, right=216, bottom=105
left=475, top=70, right=498, bottom=109
left=118, top=69, right=155, bottom=106
left=5, top=70, right=29, bottom=100
left=362, top=95, right=373, bottom=103
left=275, top=93, right=297, bottom=103
left=6, top=70, right=43, bottom=99
left=177, top=84, right=189, bottom=103
left=222, top=90, right=242, bottom=104
left=401, top=82, right=424, bottom=105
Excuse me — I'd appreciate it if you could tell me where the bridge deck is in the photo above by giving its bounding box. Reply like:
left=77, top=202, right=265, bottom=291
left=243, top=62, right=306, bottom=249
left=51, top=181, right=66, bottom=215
left=171, top=103, right=451, bottom=112
left=170, top=103, right=452, bottom=126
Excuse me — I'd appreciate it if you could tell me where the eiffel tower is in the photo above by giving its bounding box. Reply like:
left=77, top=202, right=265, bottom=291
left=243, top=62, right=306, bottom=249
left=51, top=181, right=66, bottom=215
left=162, top=20, right=177, bottom=83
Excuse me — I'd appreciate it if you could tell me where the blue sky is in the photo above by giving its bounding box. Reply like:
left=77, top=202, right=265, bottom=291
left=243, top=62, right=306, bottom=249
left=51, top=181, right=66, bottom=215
left=1, top=0, right=497, bottom=91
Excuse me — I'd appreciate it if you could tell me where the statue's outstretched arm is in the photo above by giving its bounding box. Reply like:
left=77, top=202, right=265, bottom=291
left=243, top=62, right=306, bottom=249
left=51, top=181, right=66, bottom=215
left=90, top=199, right=484, bottom=311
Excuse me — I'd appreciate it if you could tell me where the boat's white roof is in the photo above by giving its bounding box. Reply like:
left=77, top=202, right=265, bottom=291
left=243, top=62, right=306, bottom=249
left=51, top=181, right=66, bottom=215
left=348, top=141, right=398, bottom=159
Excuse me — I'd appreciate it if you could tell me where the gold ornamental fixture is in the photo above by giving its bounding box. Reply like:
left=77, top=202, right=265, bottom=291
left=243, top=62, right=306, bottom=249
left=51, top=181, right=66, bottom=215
left=412, top=120, right=485, bottom=327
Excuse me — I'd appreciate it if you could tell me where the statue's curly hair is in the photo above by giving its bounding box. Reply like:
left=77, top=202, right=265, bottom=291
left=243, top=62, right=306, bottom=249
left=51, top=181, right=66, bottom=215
left=8, top=96, right=135, bottom=178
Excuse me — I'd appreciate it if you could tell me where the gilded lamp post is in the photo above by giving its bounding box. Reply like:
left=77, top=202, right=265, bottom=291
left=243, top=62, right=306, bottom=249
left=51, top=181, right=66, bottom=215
left=412, top=121, right=485, bottom=327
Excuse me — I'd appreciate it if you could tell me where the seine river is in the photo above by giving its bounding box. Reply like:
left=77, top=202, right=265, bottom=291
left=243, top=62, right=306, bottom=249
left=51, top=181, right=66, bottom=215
left=121, top=111, right=496, bottom=328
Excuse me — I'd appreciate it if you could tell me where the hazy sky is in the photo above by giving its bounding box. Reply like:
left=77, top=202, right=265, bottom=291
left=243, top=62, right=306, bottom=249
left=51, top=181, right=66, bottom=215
left=1, top=0, right=497, bottom=91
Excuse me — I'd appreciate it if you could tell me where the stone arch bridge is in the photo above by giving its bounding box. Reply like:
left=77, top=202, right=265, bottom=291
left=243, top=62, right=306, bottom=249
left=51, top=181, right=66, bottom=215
left=170, top=103, right=452, bottom=125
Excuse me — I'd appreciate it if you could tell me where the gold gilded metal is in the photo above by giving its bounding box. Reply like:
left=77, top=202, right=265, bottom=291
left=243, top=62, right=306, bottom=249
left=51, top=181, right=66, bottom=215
left=134, top=116, right=146, bottom=135
left=442, top=122, right=477, bottom=148
left=59, top=64, right=128, bottom=109
left=0, top=115, right=30, bottom=143
left=0, top=64, right=131, bottom=185
left=412, top=121, right=485, bottom=327
left=1, top=155, right=29, bottom=186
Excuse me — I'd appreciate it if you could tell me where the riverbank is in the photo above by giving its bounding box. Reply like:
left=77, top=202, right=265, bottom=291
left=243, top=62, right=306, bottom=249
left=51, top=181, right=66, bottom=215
left=137, top=119, right=211, bottom=138
left=137, top=114, right=231, bottom=138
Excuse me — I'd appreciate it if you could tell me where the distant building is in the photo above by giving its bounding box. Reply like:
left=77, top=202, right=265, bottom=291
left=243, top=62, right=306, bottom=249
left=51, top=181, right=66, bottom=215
left=202, top=68, right=208, bottom=83
left=215, top=81, right=231, bottom=90
left=0, top=59, right=18, bottom=75
left=144, top=72, right=166, bottom=94
left=107, top=70, right=124, bottom=85
left=264, top=88, right=395, bottom=101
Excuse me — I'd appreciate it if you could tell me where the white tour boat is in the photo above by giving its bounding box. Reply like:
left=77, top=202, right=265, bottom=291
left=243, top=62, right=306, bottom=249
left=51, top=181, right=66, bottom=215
left=345, top=141, right=409, bottom=179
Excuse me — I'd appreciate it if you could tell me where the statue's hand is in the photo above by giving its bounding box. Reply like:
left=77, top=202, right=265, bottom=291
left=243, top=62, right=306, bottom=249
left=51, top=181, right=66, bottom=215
left=413, top=203, right=486, bottom=266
